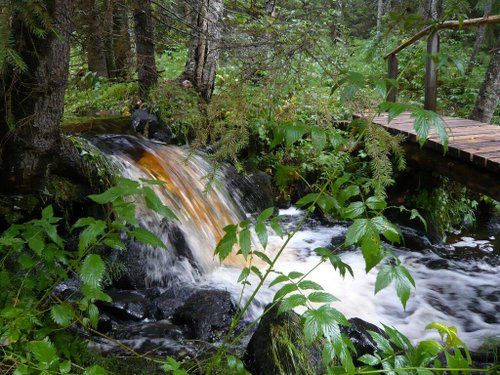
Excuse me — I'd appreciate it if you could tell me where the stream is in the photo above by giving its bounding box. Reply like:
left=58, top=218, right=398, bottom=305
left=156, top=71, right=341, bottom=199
left=85, top=134, right=499, bottom=356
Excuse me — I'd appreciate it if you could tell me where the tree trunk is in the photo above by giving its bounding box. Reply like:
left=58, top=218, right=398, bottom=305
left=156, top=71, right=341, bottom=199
left=182, top=0, right=224, bottom=102
left=112, top=0, right=133, bottom=79
left=465, top=0, right=493, bottom=75
left=265, top=0, right=276, bottom=17
left=102, top=0, right=116, bottom=78
left=376, top=0, right=384, bottom=35
left=132, top=0, right=158, bottom=101
left=469, top=48, right=499, bottom=123
left=0, top=0, right=84, bottom=192
left=78, top=0, right=109, bottom=77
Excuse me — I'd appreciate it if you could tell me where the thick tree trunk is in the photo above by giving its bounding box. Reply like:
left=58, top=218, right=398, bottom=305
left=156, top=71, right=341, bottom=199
left=465, top=0, right=493, bottom=75
left=469, top=48, right=499, bottom=123
left=112, top=0, right=133, bottom=79
left=0, top=0, right=84, bottom=192
left=182, top=0, right=224, bottom=102
left=132, top=0, right=158, bottom=101
left=102, top=0, right=116, bottom=78
left=78, top=0, right=109, bottom=77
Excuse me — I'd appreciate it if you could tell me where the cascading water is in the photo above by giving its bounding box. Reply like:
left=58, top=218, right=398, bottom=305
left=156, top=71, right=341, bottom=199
left=89, top=134, right=499, bottom=351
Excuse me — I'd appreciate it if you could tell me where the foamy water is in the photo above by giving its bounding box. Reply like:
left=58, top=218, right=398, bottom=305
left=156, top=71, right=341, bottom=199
left=92, top=135, right=499, bottom=350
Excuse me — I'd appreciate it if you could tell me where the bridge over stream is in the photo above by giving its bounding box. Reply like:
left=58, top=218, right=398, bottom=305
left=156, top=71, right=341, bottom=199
left=368, top=15, right=500, bottom=200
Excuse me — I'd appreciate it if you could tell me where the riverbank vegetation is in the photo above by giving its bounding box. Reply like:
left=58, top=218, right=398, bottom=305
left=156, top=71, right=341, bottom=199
left=1, top=0, right=499, bottom=374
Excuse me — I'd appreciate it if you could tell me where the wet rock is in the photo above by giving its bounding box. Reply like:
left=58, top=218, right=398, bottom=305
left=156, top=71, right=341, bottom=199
left=98, top=290, right=149, bottom=322
left=343, top=318, right=385, bottom=359
left=52, top=278, right=81, bottom=301
left=97, top=313, right=115, bottom=333
left=244, top=303, right=323, bottom=375
left=172, top=289, right=237, bottom=342
left=150, top=286, right=198, bottom=320
left=131, top=109, right=172, bottom=143
left=399, top=226, right=433, bottom=251
left=225, top=167, right=275, bottom=214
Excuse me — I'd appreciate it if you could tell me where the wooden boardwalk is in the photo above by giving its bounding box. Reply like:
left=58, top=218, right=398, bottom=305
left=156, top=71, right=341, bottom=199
left=372, top=112, right=500, bottom=173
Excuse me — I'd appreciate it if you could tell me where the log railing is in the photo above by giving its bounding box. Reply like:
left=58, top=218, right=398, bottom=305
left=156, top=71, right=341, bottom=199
left=384, top=14, right=500, bottom=111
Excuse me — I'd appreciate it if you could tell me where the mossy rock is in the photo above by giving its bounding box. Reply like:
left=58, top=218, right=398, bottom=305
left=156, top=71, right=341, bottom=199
left=244, top=303, right=323, bottom=375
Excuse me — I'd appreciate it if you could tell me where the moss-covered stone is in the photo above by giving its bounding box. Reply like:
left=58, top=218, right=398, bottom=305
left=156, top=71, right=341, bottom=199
left=244, top=304, right=323, bottom=375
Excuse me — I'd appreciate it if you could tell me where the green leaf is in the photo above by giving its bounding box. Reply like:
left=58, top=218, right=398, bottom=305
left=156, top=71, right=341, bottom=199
left=371, top=216, right=401, bottom=243
left=81, top=285, right=111, bottom=302
left=298, top=280, right=323, bottom=291
left=369, top=331, right=393, bottom=355
left=132, top=227, right=166, bottom=249
left=51, top=304, right=73, bottom=326
left=361, top=231, right=384, bottom=272
left=366, top=196, right=387, bottom=210
left=238, top=267, right=250, bottom=283
left=393, top=265, right=415, bottom=309
left=308, top=291, right=339, bottom=303
left=239, top=227, right=251, bottom=259
left=103, top=237, right=126, bottom=250
left=375, top=265, right=393, bottom=294
left=342, top=201, right=365, bottom=219
left=338, top=185, right=360, bottom=205
left=284, top=124, right=308, bottom=146
left=410, top=209, right=427, bottom=231
left=274, top=283, right=298, bottom=301
left=416, top=340, right=443, bottom=357
left=88, top=303, right=99, bottom=328
left=279, top=294, right=307, bottom=313
left=27, top=232, right=45, bottom=256
left=29, top=340, right=58, bottom=367
left=257, top=207, right=275, bottom=222
left=412, top=109, right=448, bottom=151
left=255, top=222, right=268, bottom=249
left=254, top=251, right=272, bottom=265
left=345, top=219, right=372, bottom=246
left=358, top=354, right=380, bottom=366
left=80, top=254, right=106, bottom=288
left=143, top=187, right=177, bottom=219
left=303, top=305, right=348, bottom=344
left=88, top=187, right=124, bottom=204
left=59, top=360, right=72, bottom=374
left=270, top=274, right=288, bottom=287
left=270, top=217, right=284, bottom=238
left=77, top=220, right=106, bottom=255
left=215, top=225, right=237, bottom=261
left=379, top=102, right=409, bottom=123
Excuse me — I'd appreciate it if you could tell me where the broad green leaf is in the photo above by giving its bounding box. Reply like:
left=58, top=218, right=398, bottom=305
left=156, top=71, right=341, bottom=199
left=358, top=354, right=380, bottom=366
left=254, top=251, right=272, bottom=265
left=416, top=340, right=443, bottom=357
left=298, top=280, right=323, bottom=291
left=361, top=232, right=384, bottom=272
left=84, top=365, right=107, bottom=375
left=27, top=232, right=44, bottom=256
left=303, top=305, right=348, bottom=344
left=311, top=127, right=327, bottom=150
left=255, top=222, right=268, bottom=248
left=257, top=207, right=274, bottom=222
left=338, top=185, right=360, bottom=205
left=274, top=283, right=298, bottom=301
left=77, top=220, right=106, bottom=255
left=410, top=209, right=427, bottom=231
left=371, top=216, right=401, bottom=243
left=279, top=294, right=307, bottom=313
left=80, top=254, right=106, bottom=288
left=239, top=227, right=251, bottom=259
left=308, top=291, right=339, bottom=303
left=51, top=304, right=73, bottom=326
left=366, top=196, right=387, bottom=210
left=369, top=331, right=393, bottom=355
left=29, top=340, right=57, bottom=367
left=393, top=265, right=415, bottom=309
left=288, top=271, right=304, bottom=279
left=270, top=274, right=288, bottom=287
left=238, top=267, right=250, bottom=283
left=81, top=285, right=112, bottom=302
left=345, top=219, right=372, bottom=246
left=284, top=124, right=308, bottom=146
left=132, top=227, right=166, bottom=249
left=375, top=265, right=393, bottom=294
left=143, top=187, right=177, bottom=219
left=342, top=201, right=365, bottom=219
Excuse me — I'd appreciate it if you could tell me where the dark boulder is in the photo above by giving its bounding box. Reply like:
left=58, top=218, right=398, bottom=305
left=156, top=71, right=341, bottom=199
left=172, top=289, right=238, bottom=342
left=225, top=167, right=275, bottom=214
left=244, top=303, right=323, bottom=375
left=149, top=285, right=198, bottom=320
left=131, top=109, right=172, bottom=143
left=98, top=290, right=149, bottom=322
left=343, top=318, right=385, bottom=359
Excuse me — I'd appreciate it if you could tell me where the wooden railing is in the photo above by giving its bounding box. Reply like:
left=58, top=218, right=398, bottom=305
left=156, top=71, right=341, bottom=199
left=384, top=15, right=500, bottom=111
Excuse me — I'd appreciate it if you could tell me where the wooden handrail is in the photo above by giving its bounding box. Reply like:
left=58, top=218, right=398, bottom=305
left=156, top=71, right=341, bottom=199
left=384, top=14, right=500, bottom=59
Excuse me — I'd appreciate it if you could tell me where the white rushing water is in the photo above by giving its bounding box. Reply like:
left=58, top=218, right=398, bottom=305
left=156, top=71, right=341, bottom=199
left=204, top=209, right=500, bottom=350
left=95, top=136, right=499, bottom=350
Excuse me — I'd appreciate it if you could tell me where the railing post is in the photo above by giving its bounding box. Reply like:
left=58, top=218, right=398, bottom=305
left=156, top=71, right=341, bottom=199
left=387, top=53, right=398, bottom=102
left=424, top=31, right=439, bottom=111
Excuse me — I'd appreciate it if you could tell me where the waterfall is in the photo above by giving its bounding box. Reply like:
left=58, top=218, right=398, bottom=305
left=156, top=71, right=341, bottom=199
left=88, top=134, right=499, bottom=350
left=91, top=135, right=251, bottom=286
